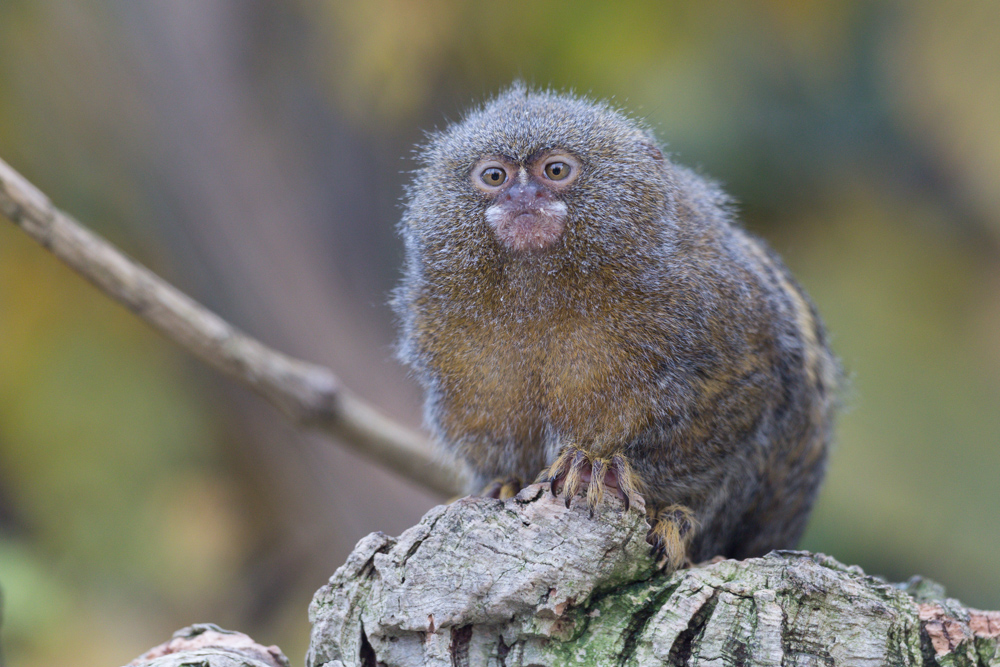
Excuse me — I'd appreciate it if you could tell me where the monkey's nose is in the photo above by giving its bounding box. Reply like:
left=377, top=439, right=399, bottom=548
left=502, top=182, right=552, bottom=209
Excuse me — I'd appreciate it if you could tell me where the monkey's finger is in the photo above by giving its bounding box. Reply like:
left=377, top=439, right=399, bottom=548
left=544, top=447, right=574, bottom=497
left=561, top=449, right=589, bottom=507
left=498, top=479, right=522, bottom=500
left=481, top=481, right=503, bottom=499
left=661, top=504, right=698, bottom=539
left=586, top=458, right=608, bottom=510
left=610, top=454, right=640, bottom=512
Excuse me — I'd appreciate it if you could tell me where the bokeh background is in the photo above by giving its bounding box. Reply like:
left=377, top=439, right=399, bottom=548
left=1, top=1, right=999, bottom=665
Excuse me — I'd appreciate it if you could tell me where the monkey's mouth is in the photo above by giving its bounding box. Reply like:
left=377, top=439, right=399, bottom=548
left=485, top=204, right=567, bottom=253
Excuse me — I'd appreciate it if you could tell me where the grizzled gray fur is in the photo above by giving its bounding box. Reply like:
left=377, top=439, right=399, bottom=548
left=393, top=84, right=839, bottom=568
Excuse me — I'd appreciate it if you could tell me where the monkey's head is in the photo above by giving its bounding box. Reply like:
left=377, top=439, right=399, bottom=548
left=402, top=85, right=680, bottom=274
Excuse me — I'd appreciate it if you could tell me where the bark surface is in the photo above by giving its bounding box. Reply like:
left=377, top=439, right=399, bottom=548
left=127, top=624, right=290, bottom=667
left=306, top=484, right=1000, bottom=667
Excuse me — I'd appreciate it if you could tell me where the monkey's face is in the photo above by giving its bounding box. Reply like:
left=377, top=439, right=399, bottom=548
left=405, top=86, right=676, bottom=269
left=470, top=151, right=580, bottom=253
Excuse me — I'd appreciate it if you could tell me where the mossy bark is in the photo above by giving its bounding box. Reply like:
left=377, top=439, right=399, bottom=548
left=125, top=487, right=999, bottom=667
left=305, top=484, right=1000, bottom=667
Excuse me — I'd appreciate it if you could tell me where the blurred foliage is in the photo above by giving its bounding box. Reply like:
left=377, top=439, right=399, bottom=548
left=0, top=195, right=248, bottom=664
left=2, top=1, right=1000, bottom=666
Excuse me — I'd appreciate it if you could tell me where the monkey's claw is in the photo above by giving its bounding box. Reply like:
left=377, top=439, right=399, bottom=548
left=542, top=447, right=641, bottom=513
left=647, top=504, right=697, bottom=572
left=480, top=476, right=524, bottom=500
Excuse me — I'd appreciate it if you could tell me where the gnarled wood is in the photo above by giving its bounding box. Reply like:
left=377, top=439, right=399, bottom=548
left=306, top=484, right=1000, bottom=667
left=127, top=624, right=290, bottom=667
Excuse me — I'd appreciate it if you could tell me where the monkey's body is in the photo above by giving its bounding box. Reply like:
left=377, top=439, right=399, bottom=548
left=394, top=86, right=838, bottom=567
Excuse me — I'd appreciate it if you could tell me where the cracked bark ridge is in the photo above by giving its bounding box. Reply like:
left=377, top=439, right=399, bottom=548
left=127, top=624, right=290, bottom=667
left=307, top=483, right=1000, bottom=667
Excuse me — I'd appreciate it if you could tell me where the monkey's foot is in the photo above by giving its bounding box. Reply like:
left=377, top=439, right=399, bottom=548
left=479, top=476, right=524, bottom=501
left=646, top=504, right=698, bottom=572
left=542, top=448, right=641, bottom=513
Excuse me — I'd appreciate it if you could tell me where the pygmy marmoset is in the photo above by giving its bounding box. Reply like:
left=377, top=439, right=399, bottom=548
left=393, top=85, right=839, bottom=570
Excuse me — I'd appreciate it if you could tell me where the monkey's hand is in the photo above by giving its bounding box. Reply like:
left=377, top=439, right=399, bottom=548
left=541, top=446, right=642, bottom=514
left=478, top=476, right=524, bottom=501
left=646, top=504, right=698, bottom=572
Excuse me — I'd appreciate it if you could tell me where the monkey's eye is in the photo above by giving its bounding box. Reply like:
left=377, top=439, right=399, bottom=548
left=544, top=161, right=572, bottom=181
left=480, top=167, right=507, bottom=187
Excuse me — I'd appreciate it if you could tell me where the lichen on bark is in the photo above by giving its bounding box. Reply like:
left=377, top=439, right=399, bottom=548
left=306, top=484, right=1000, bottom=667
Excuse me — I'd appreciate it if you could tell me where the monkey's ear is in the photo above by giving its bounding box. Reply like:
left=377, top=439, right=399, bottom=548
left=639, top=140, right=678, bottom=210
left=639, top=141, right=665, bottom=163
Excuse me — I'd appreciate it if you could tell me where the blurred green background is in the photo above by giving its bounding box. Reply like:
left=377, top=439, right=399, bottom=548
left=1, top=1, right=999, bottom=665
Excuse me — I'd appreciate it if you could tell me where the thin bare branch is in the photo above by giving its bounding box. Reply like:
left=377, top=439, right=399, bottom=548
left=0, top=156, right=468, bottom=497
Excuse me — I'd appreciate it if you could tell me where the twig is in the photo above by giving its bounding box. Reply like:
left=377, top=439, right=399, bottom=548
left=0, top=156, right=467, bottom=497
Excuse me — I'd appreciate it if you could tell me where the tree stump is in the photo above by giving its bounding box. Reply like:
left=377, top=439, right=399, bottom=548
left=306, top=484, right=1000, bottom=667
